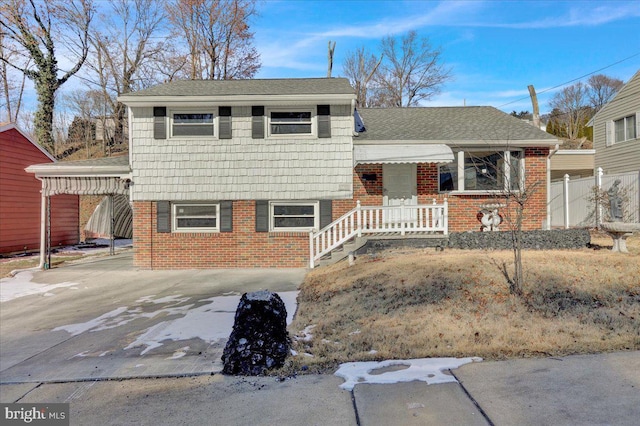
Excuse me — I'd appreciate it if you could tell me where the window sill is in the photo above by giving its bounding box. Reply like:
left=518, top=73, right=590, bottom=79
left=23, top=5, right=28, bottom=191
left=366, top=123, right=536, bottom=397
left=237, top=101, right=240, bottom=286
left=172, top=230, right=220, bottom=234
left=444, top=190, right=521, bottom=196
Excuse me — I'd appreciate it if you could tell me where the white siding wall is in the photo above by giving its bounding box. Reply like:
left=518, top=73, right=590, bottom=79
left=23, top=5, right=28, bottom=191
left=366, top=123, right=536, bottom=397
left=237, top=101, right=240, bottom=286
left=130, top=105, right=353, bottom=201
left=593, top=71, right=640, bottom=174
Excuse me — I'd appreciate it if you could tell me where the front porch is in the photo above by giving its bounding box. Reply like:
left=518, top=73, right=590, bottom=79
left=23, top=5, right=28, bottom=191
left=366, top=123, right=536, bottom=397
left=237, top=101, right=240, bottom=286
left=310, top=199, right=448, bottom=267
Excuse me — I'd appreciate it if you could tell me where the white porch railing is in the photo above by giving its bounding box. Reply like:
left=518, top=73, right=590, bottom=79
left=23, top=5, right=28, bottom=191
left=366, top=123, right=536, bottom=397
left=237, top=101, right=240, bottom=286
left=309, top=199, right=448, bottom=268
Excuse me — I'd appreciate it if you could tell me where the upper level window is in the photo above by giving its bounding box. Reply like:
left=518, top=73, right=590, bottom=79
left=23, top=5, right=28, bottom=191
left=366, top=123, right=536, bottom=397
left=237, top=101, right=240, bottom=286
left=172, top=112, right=214, bottom=137
left=270, top=111, right=312, bottom=135
left=173, top=203, right=219, bottom=232
left=439, top=150, right=523, bottom=192
left=614, top=115, right=636, bottom=143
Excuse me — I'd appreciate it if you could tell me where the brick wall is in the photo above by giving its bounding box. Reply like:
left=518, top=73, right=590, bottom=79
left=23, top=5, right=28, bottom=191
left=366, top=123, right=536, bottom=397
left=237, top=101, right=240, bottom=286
left=334, top=148, right=549, bottom=232
left=133, top=200, right=310, bottom=269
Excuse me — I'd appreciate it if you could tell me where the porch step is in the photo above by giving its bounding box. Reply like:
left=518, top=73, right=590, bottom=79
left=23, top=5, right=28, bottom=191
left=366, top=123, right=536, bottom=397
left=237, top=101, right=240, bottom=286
left=316, top=234, right=449, bottom=267
left=318, top=237, right=368, bottom=267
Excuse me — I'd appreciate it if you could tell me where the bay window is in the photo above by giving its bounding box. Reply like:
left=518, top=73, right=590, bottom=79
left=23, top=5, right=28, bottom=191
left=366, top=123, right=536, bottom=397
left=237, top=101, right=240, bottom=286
left=439, top=150, right=524, bottom=192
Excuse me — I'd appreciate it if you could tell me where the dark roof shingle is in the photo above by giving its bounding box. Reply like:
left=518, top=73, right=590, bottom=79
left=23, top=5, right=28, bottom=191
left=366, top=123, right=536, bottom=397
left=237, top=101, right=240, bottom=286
left=357, top=107, right=557, bottom=141
left=123, top=78, right=355, bottom=97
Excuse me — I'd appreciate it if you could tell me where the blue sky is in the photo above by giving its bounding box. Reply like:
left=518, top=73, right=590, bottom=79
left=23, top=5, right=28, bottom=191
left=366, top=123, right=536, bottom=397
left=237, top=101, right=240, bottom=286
left=251, top=0, right=640, bottom=114
left=11, top=0, right=640, bottom=118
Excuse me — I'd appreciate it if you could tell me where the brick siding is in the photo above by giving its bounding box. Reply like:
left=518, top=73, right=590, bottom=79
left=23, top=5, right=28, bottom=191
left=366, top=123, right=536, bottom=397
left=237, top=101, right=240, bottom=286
left=133, top=200, right=309, bottom=269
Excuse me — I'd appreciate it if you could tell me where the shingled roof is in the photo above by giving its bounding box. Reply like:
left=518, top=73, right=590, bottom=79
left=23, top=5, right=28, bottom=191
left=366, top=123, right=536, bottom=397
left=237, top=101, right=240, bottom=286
left=121, top=78, right=355, bottom=97
left=357, top=107, right=558, bottom=143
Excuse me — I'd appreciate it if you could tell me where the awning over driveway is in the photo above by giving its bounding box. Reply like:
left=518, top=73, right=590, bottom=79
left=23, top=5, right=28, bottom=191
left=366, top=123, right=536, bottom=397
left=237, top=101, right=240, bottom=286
left=41, top=176, right=130, bottom=196
left=354, top=144, right=454, bottom=165
left=24, top=155, right=132, bottom=268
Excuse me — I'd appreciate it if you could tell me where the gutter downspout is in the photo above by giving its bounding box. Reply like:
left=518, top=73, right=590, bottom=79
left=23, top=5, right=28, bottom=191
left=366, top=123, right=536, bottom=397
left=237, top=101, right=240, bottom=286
left=546, top=144, right=560, bottom=230
left=36, top=177, right=47, bottom=269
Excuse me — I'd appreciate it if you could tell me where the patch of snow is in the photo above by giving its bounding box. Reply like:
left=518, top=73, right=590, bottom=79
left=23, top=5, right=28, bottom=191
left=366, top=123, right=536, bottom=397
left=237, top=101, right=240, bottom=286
left=166, top=347, right=190, bottom=360
left=99, top=351, right=110, bottom=357
left=349, top=329, right=361, bottom=335
left=53, top=307, right=129, bottom=336
left=70, top=351, right=90, bottom=359
left=368, top=350, right=378, bottom=355
left=295, top=325, right=316, bottom=342
left=334, top=357, right=483, bottom=391
left=136, top=295, right=189, bottom=305
left=0, top=271, right=79, bottom=302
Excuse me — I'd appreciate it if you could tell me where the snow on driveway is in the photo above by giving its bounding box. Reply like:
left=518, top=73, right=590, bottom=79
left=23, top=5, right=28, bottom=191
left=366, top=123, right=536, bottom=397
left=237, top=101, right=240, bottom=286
left=0, top=271, right=79, bottom=302
left=53, top=291, right=300, bottom=356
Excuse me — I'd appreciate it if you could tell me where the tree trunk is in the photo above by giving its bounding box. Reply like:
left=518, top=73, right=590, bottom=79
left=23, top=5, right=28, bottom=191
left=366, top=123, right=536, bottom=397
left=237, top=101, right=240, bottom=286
left=34, top=71, right=58, bottom=155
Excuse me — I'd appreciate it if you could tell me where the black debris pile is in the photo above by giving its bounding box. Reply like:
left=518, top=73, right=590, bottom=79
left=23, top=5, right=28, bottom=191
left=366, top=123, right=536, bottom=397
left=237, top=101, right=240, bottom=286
left=222, top=290, right=290, bottom=375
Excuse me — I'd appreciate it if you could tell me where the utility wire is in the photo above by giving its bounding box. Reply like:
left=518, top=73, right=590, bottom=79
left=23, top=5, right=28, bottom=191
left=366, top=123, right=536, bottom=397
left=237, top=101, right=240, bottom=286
left=497, top=52, right=640, bottom=109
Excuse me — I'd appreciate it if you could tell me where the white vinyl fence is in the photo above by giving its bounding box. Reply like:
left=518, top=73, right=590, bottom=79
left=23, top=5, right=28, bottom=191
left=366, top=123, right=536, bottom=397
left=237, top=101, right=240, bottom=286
left=549, top=168, right=640, bottom=228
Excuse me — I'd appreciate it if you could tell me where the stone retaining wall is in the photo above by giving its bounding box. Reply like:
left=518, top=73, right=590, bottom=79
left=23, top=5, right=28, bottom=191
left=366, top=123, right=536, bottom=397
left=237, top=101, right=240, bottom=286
left=448, top=229, right=591, bottom=250
left=357, top=229, right=591, bottom=254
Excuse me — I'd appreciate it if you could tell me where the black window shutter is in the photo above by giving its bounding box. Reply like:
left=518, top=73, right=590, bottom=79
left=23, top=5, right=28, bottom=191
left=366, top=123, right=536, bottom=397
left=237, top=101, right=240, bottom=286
left=317, top=105, right=331, bottom=138
left=153, top=107, right=167, bottom=140
left=220, top=201, right=233, bottom=232
left=252, top=106, right=264, bottom=139
left=219, top=106, right=232, bottom=139
left=320, top=200, right=333, bottom=229
left=255, top=200, right=269, bottom=232
left=157, top=201, right=171, bottom=233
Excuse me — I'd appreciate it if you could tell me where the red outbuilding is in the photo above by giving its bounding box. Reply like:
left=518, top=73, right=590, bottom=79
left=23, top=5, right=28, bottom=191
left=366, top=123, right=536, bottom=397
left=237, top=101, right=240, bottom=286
left=0, top=123, right=79, bottom=255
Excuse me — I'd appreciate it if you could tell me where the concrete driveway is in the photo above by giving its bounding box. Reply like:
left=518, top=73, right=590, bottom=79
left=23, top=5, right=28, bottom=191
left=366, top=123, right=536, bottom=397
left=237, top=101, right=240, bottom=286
left=0, top=251, right=306, bottom=383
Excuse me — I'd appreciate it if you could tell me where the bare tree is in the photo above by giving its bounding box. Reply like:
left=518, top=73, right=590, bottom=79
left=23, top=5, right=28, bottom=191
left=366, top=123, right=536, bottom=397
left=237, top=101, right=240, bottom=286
left=587, top=74, right=624, bottom=113
left=0, top=0, right=93, bottom=153
left=372, top=31, right=451, bottom=107
left=548, top=82, right=590, bottom=141
left=0, top=30, right=30, bottom=123
left=166, top=0, right=260, bottom=80
left=88, top=0, right=167, bottom=148
left=64, top=89, right=104, bottom=158
left=457, top=147, right=543, bottom=296
left=342, top=46, right=382, bottom=107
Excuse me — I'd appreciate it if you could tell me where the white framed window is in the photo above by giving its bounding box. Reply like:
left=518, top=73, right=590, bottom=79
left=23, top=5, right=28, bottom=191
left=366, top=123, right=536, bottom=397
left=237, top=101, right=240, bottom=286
left=614, top=115, right=637, bottom=143
left=270, top=201, right=319, bottom=231
left=439, top=150, right=524, bottom=193
left=268, top=109, right=313, bottom=136
left=171, top=111, right=215, bottom=137
left=173, top=203, right=219, bottom=232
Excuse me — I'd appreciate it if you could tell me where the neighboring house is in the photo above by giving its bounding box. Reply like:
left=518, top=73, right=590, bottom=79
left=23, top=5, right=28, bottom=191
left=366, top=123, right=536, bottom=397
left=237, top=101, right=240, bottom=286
left=93, top=116, right=129, bottom=143
left=0, top=123, right=79, bottom=254
left=112, top=78, right=559, bottom=269
left=549, top=149, right=595, bottom=181
left=588, top=69, right=640, bottom=174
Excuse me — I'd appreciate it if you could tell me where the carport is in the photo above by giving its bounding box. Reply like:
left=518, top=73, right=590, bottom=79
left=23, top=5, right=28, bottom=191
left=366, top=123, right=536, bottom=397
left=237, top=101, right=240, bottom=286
left=25, top=155, right=131, bottom=269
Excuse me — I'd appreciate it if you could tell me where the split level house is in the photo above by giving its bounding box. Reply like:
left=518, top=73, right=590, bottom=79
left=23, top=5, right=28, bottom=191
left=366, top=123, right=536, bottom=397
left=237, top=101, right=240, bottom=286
left=27, top=78, right=560, bottom=269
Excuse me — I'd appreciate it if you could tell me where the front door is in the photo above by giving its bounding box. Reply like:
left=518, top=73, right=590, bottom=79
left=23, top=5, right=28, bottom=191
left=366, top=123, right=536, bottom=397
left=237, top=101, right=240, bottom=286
left=383, top=164, right=417, bottom=223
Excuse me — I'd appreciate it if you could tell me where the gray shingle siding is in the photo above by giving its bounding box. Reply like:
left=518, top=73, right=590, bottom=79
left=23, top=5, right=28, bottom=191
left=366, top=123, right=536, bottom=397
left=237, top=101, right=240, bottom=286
left=130, top=106, right=353, bottom=201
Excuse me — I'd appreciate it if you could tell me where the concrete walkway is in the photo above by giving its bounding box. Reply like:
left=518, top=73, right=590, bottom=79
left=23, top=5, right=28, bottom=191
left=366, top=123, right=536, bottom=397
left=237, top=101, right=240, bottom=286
left=1, top=253, right=639, bottom=425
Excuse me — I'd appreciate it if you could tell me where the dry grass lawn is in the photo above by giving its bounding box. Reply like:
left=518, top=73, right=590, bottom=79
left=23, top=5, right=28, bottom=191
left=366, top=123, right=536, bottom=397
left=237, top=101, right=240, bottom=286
left=288, top=231, right=640, bottom=372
